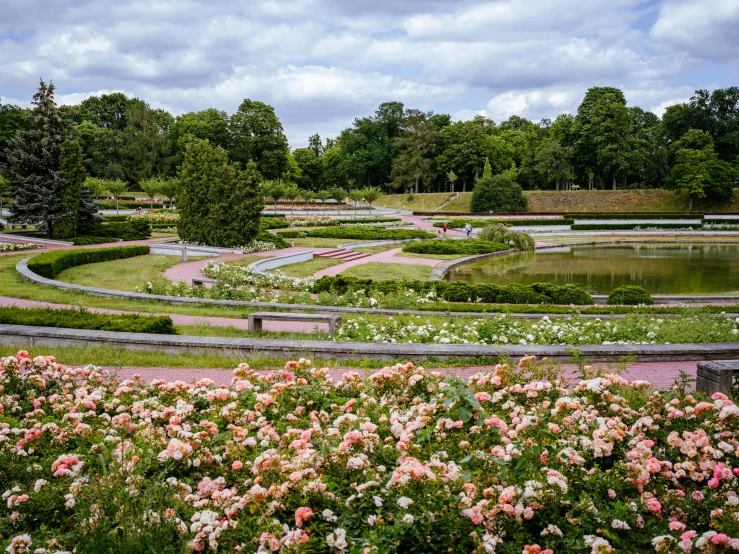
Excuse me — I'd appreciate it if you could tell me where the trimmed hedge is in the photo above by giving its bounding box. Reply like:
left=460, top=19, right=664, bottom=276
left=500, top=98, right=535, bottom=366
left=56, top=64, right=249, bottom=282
left=567, top=214, right=703, bottom=220
left=703, top=218, right=739, bottom=224
left=277, top=227, right=434, bottom=240
left=90, top=219, right=152, bottom=240
left=433, top=218, right=573, bottom=228
left=69, top=236, right=116, bottom=245
left=0, top=306, right=176, bottom=334
left=402, top=240, right=508, bottom=255
left=606, top=285, right=654, bottom=305
left=27, top=245, right=150, bottom=279
left=257, top=231, right=290, bottom=249
left=312, top=276, right=594, bottom=305
left=571, top=223, right=703, bottom=230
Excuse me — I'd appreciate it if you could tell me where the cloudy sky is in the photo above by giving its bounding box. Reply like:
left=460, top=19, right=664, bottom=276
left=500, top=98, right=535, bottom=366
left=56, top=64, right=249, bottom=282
left=1, top=0, right=737, bottom=146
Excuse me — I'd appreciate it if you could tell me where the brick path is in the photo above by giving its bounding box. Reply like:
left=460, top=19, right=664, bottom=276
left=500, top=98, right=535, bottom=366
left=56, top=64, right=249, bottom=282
left=102, top=360, right=697, bottom=389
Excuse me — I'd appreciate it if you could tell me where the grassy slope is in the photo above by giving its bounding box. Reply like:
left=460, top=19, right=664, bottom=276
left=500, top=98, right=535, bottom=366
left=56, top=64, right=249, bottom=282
left=341, top=262, right=434, bottom=281
left=375, top=192, right=456, bottom=211
left=277, top=257, right=343, bottom=277
left=55, top=254, right=207, bottom=292
left=385, top=189, right=739, bottom=214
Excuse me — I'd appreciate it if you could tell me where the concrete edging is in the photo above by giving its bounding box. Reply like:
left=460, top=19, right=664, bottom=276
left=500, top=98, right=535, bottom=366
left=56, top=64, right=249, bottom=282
left=2, top=324, right=739, bottom=362
left=248, top=250, right=314, bottom=277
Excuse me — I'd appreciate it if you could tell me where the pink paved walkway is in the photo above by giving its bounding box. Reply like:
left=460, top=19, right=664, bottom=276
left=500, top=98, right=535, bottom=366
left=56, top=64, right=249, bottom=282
left=399, top=215, right=464, bottom=236
left=100, top=360, right=697, bottom=390
left=314, top=247, right=441, bottom=277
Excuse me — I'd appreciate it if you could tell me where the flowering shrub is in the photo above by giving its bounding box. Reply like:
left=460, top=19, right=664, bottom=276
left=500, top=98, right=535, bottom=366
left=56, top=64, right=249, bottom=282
left=0, top=242, right=41, bottom=252
left=286, top=216, right=405, bottom=228
left=268, top=204, right=350, bottom=211
left=127, top=211, right=180, bottom=224
left=240, top=240, right=278, bottom=254
left=287, top=216, right=336, bottom=227
left=1, top=351, right=739, bottom=553
left=337, top=313, right=739, bottom=345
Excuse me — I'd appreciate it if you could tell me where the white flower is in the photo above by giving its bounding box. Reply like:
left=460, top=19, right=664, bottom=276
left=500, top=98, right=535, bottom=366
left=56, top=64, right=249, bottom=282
left=397, top=496, right=414, bottom=509
left=33, top=479, right=47, bottom=493
left=322, top=509, right=337, bottom=522
left=373, top=496, right=383, bottom=507
left=64, top=494, right=75, bottom=509
left=402, top=514, right=415, bottom=524
left=6, top=534, right=31, bottom=554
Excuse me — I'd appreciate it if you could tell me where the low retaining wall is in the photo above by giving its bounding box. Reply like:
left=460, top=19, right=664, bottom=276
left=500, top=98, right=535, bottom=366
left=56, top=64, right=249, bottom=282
left=248, top=251, right=314, bottom=276
left=2, top=324, right=737, bottom=362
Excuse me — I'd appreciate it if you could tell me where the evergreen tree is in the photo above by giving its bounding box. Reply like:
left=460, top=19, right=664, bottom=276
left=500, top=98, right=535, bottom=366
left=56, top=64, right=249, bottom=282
left=55, top=140, right=85, bottom=238
left=1, top=80, right=96, bottom=237
left=178, top=140, right=263, bottom=248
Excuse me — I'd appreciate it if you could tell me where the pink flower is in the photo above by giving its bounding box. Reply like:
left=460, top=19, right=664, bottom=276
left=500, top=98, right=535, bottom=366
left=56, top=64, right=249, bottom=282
left=669, top=521, right=686, bottom=531
left=295, top=507, right=313, bottom=528
left=608, top=489, right=617, bottom=499
left=646, top=498, right=661, bottom=514
left=231, top=461, right=243, bottom=471
left=711, top=534, right=729, bottom=545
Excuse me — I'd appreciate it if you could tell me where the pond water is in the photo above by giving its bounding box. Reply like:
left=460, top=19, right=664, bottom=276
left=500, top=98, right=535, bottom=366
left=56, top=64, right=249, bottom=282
left=445, top=243, right=739, bottom=294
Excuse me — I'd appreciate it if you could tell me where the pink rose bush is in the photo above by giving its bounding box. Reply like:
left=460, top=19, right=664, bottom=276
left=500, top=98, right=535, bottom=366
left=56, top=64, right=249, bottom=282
left=0, top=350, right=738, bottom=552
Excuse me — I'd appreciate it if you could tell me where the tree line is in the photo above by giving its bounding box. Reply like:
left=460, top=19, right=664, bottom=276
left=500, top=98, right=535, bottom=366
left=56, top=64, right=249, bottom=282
left=1, top=82, right=738, bottom=227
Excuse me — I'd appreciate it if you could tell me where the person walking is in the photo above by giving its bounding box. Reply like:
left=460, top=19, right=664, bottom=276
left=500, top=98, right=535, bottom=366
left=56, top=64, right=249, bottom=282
left=465, top=222, right=472, bottom=238
left=442, top=222, right=447, bottom=238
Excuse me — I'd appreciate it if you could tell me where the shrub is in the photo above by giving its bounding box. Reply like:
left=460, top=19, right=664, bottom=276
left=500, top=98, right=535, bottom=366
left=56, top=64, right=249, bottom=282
left=260, top=217, right=290, bottom=229
left=102, top=214, right=130, bottom=222
left=0, top=306, right=176, bottom=334
left=89, top=219, right=152, bottom=240
left=606, top=285, right=654, bottom=305
left=277, top=227, right=434, bottom=241
left=470, top=160, right=527, bottom=212
left=402, top=239, right=508, bottom=256
left=478, top=224, right=536, bottom=251
left=571, top=223, right=702, bottom=230
left=27, top=245, right=150, bottom=278
left=311, top=276, right=594, bottom=305
left=255, top=231, right=289, bottom=249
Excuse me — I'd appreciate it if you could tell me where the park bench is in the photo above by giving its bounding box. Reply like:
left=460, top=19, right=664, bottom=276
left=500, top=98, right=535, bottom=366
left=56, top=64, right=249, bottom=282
left=192, top=277, right=217, bottom=286
left=248, top=312, right=342, bottom=335
left=696, top=360, right=739, bottom=395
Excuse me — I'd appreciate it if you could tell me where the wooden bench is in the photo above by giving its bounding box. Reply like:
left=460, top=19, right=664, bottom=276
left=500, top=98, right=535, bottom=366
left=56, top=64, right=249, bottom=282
left=248, top=312, right=342, bottom=335
left=192, top=277, right=217, bottom=286
left=696, top=360, right=739, bottom=395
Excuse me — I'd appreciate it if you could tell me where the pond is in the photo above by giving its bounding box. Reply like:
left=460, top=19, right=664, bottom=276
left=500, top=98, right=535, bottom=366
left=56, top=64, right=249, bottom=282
left=444, top=243, right=739, bottom=294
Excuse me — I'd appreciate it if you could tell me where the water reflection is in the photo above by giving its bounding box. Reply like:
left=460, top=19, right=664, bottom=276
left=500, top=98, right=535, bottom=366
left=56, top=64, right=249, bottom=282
left=445, top=243, right=739, bottom=294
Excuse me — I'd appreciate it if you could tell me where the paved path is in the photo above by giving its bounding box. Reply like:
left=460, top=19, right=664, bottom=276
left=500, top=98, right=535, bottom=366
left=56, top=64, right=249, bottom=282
left=0, top=295, right=332, bottom=334
left=399, top=215, right=465, bottom=236
left=98, top=360, right=697, bottom=390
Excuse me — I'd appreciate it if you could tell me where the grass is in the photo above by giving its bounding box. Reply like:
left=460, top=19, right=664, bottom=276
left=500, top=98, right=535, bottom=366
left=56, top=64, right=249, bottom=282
left=375, top=192, right=456, bottom=211
left=395, top=252, right=465, bottom=260
left=341, top=262, right=434, bottom=281
left=400, top=189, right=739, bottom=214
left=0, top=344, right=508, bottom=370
left=55, top=254, right=207, bottom=292
left=277, top=257, right=343, bottom=277
left=354, top=245, right=399, bottom=254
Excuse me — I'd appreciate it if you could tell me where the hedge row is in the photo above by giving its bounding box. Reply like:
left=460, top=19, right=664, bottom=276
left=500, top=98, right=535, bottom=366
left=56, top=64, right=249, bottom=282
left=432, top=218, right=573, bottom=228
left=566, top=214, right=703, bottom=220
left=0, top=306, right=176, bottom=334
left=606, top=286, right=654, bottom=305
left=402, top=239, right=509, bottom=255
left=102, top=215, right=131, bottom=222
left=571, top=223, right=703, bottom=230
left=257, top=231, right=290, bottom=249
left=261, top=217, right=290, bottom=229
left=90, top=219, right=151, bottom=240
left=69, top=236, right=116, bottom=245
left=277, top=227, right=434, bottom=240
left=312, top=276, right=594, bottom=305
left=27, top=245, right=150, bottom=279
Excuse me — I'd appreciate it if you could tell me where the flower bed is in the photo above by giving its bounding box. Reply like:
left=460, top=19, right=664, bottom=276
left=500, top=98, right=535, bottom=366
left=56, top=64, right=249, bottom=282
left=286, top=216, right=403, bottom=228
left=267, top=203, right=352, bottom=211
left=127, top=211, right=180, bottom=224
left=1, top=351, right=738, bottom=553
left=0, top=242, right=41, bottom=252
left=98, top=199, right=165, bottom=209
left=337, top=313, right=739, bottom=345
left=278, top=227, right=434, bottom=240
left=402, top=239, right=508, bottom=256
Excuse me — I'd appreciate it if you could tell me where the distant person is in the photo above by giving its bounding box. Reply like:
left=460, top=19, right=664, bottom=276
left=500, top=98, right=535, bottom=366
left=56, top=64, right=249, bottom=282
left=442, top=222, right=447, bottom=238
left=436, top=229, right=442, bottom=238
left=465, top=222, right=472, bottom=238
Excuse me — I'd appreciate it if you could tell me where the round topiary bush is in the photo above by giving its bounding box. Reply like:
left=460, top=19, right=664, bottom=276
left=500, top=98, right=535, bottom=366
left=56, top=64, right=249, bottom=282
left=606, top=285, right=654, bottom=305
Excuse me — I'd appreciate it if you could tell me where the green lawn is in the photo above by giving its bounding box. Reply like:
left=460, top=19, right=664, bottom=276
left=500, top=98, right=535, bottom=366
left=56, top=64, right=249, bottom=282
left=395, top=251, right=464, bottom=260
left=375, top=192, right=455, bottom=211
left=341, top=262, right=434, bottom=281
left=353, top=245, right=399, bottom=254
left=277, top=257, right=343, bottom=277
left=55, top=254, right=207, bottom=292
left=290, top=238, right=371, bottom=248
